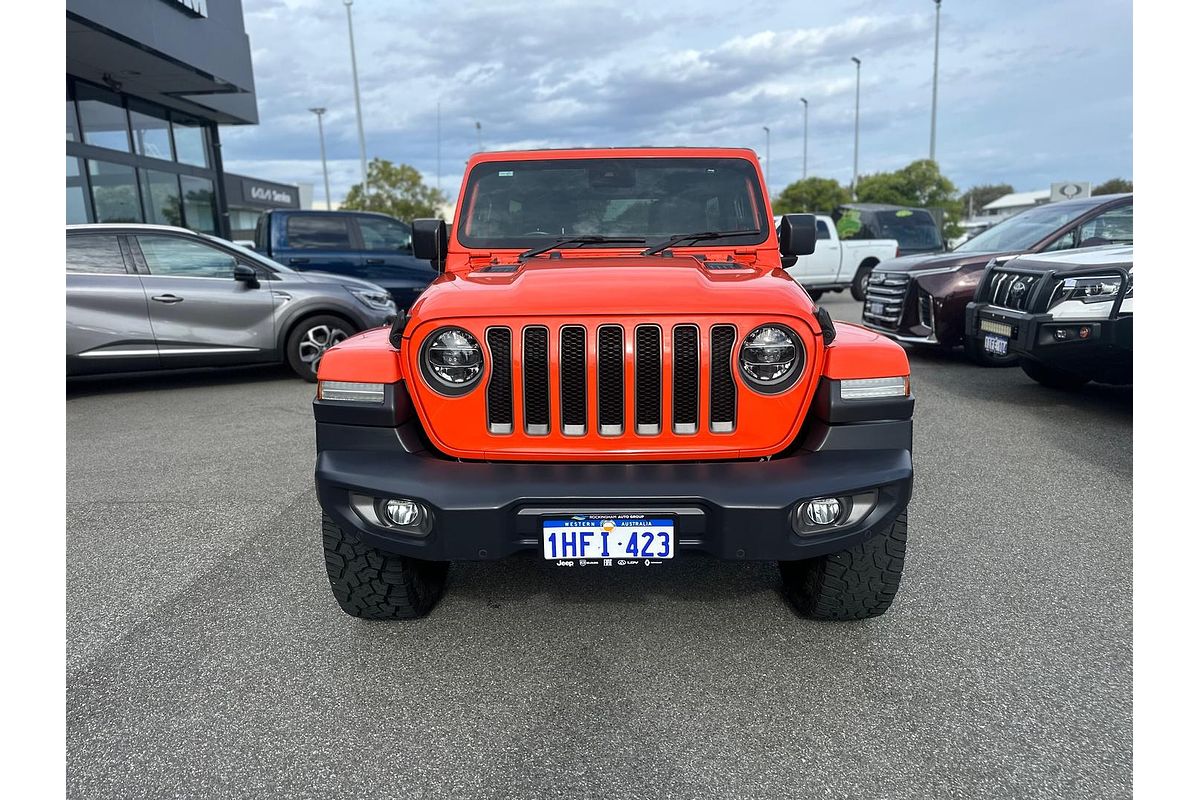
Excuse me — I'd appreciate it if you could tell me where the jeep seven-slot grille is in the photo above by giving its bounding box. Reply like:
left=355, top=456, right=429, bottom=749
left=863, top=272, right=910, bottom=329
left=986, top=270, right=1042, bottom=312
left=522, top=327, right=550, bottom=434
left=484, top=323, right=740, bottom=438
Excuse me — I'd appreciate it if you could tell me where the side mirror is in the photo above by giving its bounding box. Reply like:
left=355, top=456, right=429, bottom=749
left=412, top=218, right=449, bottom=272
left=778, top=214, right=817, bottom=257
left=233, top=263, right=259, bottom=284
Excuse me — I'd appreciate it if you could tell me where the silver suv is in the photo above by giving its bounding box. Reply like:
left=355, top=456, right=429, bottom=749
left=67, top=224, right=397, bottom=381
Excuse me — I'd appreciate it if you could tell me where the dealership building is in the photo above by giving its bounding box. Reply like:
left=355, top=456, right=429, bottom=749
left=67, top=0, right=298, bottom=238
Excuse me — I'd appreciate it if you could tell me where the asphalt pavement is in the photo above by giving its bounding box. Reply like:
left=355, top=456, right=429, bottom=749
left=66, top=293, right=1132, bottom=800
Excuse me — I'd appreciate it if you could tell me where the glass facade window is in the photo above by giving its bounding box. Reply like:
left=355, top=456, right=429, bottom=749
left=67, top=84, right=79, bottom=143
left=181, top=175, right=217, bottom=233
left=88, top=160, right=141, bottom=223
left=141, top=170, right=183, bottom=226
left=67, top=158, right=89, bottom=224
left=172, top=115, right=210, bottom=168
left=129, top=102, right=174, bottom=161
left=76, top=84, right=131, bottom=153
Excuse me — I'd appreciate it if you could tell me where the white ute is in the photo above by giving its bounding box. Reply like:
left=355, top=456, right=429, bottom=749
left=777, top=215, right=898, bottom=301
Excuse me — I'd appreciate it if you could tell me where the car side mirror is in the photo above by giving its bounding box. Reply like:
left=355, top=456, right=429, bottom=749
left=233, top=263, right=259, bottom=284
left=778, top=214, right=817, bottom=257
left=413, top=218, right=449, bottom=272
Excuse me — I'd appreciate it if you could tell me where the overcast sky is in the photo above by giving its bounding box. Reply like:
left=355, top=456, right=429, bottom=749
left=221, top=0, right=1133, bottom=207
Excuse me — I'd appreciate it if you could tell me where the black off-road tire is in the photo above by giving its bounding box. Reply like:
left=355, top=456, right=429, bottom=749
left=780, top=512, right=907, bottom=621
left=1019, top=357, right=1090, bottom=389
left=963, top=332, right=1019, bottom=367
left=850, top=263, right=874, bottom=301
left=322, top=514, right=448, bottom=620
left=286, top=314, right=356, bottom=382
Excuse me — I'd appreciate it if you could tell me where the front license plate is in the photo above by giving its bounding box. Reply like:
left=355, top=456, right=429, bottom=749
left=983, top=334, right=1009, bottom=355
left=543, top=515, right=675, bottom=562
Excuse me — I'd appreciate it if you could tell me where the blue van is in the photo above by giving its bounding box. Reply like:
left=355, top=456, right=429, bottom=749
left=253, top=210, right=436, bottom=309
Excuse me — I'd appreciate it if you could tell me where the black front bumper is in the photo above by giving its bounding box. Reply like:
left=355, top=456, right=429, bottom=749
left=315, top=422, right=913, bottom=562
left=965, top=301, right=1132, bottom=378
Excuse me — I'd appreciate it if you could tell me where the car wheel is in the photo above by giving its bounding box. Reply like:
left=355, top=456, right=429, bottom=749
left=963, top=333, right=1019, bottom=367
left=850, top=264, right=873, bottom=301
left=1019, top=358, right=1090, bottom=389
left=286, top=315, right=354, bottom=382
left=780, top=512, right=907, bottom=621
left=322, top=514, right=448, bottom=620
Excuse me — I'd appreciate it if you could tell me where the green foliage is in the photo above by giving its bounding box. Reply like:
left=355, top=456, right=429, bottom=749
left=1093, top=178, right=1132, bottom=195
left=855, top=159, right=962, bottom=238
left=960, top=183, right=1014, bottom=216
left=342, top=158, right=448, bottom=221
left=772, top=177, right=851, bottom=215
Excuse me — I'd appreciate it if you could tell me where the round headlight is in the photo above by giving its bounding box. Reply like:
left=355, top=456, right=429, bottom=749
left=739, top=325, right=804, bottom=392
left=421, top=327, right=483, bottom=394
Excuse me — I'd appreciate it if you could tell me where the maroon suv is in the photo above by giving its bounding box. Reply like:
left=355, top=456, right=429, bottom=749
left=860, top=193, right=1132, bottom=365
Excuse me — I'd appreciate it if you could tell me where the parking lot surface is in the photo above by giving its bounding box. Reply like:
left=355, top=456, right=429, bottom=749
left=67, top=294, right=1132, bottom=800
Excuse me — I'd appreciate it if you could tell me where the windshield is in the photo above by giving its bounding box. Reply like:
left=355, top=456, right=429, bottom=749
left=200, top=233, right=291, bottom=271
left=872, top=210, right=942, bottom=250
left=954, top=202, right=1096, bottom=253
left=457, top=157, right=770, bottom=250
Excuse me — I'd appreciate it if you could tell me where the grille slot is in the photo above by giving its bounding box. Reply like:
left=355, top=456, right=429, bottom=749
left=559, top=326, right=587, bottom=435
left=710, top=325, right=737, bottom=432
left=672, top=325, right=699, bottom=434
left=522, top=326, right=550, bottom=435
left=987, top=271, right=1041, bottom=311
left=597, top=326, right=625, bottom=435
left=485, top=328, right=513, bottom=434
left=635, top=325, right=662, bottom=435
left=863, top=272, right=910, bottom=329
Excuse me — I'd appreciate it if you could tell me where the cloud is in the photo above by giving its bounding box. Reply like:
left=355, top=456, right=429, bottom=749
left=222, top=0, right=1132, bottom=209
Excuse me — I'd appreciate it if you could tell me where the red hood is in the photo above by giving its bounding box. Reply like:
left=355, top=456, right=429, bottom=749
left=408, top=255, right=817, bottom=323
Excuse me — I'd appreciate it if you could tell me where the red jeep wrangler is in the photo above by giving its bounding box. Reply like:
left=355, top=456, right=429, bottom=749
left=313, top=148, right=914, bottom=621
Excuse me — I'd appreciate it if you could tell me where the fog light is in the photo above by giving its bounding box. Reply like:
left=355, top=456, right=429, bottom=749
left=806, top=498, right=842, bottom=526
left=383, top=499, right=422, bottom=527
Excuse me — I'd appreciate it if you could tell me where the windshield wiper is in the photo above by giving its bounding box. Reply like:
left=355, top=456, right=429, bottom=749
left=641, top=229, right=761, bottom=256
left=518, top=236, right=646, bottom=260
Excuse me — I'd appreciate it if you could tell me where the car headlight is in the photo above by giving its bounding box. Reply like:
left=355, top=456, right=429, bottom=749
left=738, top=325, right=804, bottom=393
left=420, top=327, right=483, bottom=394
left=349, top=288, right=397, bottom=313
left=1049, top=274, right=1127, bottom=308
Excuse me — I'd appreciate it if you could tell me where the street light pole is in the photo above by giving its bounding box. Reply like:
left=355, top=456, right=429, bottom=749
left=436, top=100, right=442, bottom=195
left=475, top=121, right=483, bottom=152
left=762, top=126, right=771, bottom=192
left=930, top=0, right=942, bottom=162
left=343, top=0, right=368, bottom=195
left=800, top=98, right=808, bottom=180
left=308, top=107, right=332, bottom=209
left=851, top=56, right=861, bottom=199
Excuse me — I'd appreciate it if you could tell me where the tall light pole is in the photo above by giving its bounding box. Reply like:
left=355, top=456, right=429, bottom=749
left=343, top=0, right=368, bottom=195
left=800, top=98, right=809, bottom=179
left=475, top=121, right=483, bottom=152
left=308, top=107, right=332, bottom=209
left=762, top=126, right=771, bottom=192
left=930, top=0, right=942, bottom=162
left=851, top=56, right=861, bottom=199
left=436, top=101, right=442, bottom=195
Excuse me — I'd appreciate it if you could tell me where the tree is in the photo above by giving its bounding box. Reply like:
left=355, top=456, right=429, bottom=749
left=960, top=183, right=1014, bottom=217
left=772, top=177, right=851, bottom=215
left=855, top=159, right=963, bottom=238
left=1093, top=178, right=1132, bottom=195
left=342, top=158, right=448, bottom=220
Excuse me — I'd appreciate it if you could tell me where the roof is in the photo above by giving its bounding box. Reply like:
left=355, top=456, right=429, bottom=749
left=66, top=223, right=198, bottom=235
left=465, top=147, right=758, bottom=164
left=981, top=189, right=1051, bottom=211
